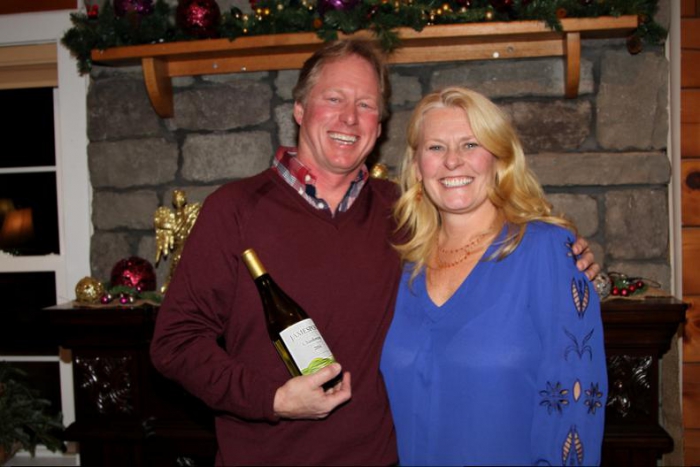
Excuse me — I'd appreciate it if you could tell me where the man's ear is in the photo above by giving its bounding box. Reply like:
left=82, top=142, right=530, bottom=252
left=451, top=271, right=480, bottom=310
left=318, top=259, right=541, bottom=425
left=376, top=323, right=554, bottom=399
left=293, top=101, right=304, bottom=125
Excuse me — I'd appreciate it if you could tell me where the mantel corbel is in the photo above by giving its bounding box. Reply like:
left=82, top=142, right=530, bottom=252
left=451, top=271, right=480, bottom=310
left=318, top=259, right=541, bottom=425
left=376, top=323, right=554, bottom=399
left=90, top=15, right=638, bottom=118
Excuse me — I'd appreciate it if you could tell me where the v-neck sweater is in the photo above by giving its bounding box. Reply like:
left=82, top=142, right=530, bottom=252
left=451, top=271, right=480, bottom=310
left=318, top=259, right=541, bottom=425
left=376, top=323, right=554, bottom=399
left=151, top=167, right=402, bottom=466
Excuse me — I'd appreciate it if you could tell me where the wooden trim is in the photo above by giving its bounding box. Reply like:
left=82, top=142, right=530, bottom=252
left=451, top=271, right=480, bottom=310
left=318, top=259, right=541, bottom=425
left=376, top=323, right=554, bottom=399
left=682, top=123, right=700, bottom=157
left=0, top=43, right=57, bottom=90
left=0, top=0, right=76, bottom=15
left=90, top=15, right=639, bottom=118
left=682, top=160, right=700, bottom=225
left=683, top=89, right=700, bottom=124
left=683, top=18, right=700, bottom=49
left=683, top=228, right=700, bottom=294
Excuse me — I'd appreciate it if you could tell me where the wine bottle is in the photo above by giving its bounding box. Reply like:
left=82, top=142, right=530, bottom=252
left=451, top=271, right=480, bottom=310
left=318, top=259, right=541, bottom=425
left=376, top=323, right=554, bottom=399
left=242, top=248, right=340, bottom=389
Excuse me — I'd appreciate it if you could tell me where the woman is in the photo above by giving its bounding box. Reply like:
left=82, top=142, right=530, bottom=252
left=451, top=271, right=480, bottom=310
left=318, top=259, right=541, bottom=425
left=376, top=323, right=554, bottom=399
left=380, top=87, right=607, bottom=466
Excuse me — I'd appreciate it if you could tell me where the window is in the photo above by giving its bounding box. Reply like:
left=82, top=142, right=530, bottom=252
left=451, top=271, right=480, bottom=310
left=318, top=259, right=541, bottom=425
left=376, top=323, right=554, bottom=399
left=0, top=88, right=60, bottom=257
left=0, top=36, right=86, bottom=465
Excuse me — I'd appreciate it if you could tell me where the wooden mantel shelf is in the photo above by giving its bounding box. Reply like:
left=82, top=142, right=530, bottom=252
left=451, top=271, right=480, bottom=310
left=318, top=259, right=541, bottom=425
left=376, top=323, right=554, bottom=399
left=91, top=15, right=639, bottom=118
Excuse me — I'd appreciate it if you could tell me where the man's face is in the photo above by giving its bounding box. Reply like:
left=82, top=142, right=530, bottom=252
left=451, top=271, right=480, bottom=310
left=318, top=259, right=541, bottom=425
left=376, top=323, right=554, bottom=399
left=294, top=54, right=382, bottom=178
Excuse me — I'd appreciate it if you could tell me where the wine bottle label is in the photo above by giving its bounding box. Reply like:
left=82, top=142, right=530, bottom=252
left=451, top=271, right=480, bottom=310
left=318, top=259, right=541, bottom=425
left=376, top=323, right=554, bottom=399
left=279, top=318, right=336, bottom=376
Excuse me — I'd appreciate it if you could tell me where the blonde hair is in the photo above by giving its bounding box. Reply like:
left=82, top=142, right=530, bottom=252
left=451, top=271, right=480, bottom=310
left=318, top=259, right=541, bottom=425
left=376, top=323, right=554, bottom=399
left=393, top=86, right=574, bottom=282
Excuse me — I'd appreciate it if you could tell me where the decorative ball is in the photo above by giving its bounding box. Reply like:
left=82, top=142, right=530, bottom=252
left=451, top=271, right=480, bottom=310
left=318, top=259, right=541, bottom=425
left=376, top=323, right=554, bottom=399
left=113, top=0, right=154, bottom=18
left=176, top=0, right=222, bottom=39
left=110, top=256, right=157, bottom=292
left=592, top=272, right=612, bottom=299
left=75, top=276, right=105, bottom=303
left=87, top=4, right=100, bottom=19
left=318, top=0, right=361, bottom=15
left=370, top=163, right=389, bottom=180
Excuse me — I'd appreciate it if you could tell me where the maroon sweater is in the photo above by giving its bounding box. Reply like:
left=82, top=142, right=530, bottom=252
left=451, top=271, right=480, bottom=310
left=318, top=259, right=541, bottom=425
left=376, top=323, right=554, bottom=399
left=150, top=168, right=401, bottom=465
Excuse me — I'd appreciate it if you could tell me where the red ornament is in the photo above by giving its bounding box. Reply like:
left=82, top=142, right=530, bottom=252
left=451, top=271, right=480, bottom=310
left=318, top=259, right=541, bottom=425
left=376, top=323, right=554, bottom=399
left=87, top=4, right=99, bottom=19
left=177, top=0, right=221, bottom=38
left=113, top=0, right=154, bottom=18
left=611, top=287, right=619, bottom=295
left=110, top=256, right=157, bottom=292
left=620, top=288, right=629, bottom=297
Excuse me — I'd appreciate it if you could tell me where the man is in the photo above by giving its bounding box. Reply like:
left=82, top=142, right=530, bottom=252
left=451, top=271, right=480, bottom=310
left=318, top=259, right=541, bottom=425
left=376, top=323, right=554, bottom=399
left=150, top=39, right=597, bottom=466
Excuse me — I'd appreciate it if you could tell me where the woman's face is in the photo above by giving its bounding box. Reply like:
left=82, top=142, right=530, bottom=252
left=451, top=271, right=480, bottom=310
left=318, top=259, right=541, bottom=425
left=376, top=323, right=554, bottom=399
left=415, top=106, right=497, bottom=220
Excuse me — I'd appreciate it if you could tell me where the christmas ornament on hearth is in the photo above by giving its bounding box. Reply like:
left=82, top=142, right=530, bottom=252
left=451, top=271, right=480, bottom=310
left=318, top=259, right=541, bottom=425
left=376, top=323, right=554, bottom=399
left=75, top=276, right=105, bottom=304
left=113, top=0, right=154, bottom=18
left=592, top=272, right=611, bottom=299
left=176, top=0, right=222, bottom=38
left=110, top=256, right=157, bottom=292
left=318, top=0, right=361, bottom=15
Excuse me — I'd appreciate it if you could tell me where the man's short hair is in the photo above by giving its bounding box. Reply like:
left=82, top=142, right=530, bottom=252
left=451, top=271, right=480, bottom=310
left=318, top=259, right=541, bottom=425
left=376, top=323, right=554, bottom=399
left=292, top=39, right=391, bottom=121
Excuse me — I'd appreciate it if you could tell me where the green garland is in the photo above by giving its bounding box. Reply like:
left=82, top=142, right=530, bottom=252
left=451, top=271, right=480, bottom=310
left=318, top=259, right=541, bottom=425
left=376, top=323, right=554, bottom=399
left=102, top=284, right=163, bottom=304
left=62, top=0, right=665, bottom=74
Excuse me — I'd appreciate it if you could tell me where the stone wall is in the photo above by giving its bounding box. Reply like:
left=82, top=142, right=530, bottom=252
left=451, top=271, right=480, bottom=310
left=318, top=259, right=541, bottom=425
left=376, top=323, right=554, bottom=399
left=88, top=43, right=670, bottom=291
left=85, top=8, right=679, bottom=462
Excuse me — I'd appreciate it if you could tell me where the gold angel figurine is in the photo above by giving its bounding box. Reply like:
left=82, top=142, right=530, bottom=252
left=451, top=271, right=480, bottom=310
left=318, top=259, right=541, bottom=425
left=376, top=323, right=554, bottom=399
left=155, top=189, right=201, bottom=293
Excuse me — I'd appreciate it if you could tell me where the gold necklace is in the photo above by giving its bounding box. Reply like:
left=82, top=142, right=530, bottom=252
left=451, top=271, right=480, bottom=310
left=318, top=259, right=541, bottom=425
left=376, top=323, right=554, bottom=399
left=433, top=231, right=491, bottom=269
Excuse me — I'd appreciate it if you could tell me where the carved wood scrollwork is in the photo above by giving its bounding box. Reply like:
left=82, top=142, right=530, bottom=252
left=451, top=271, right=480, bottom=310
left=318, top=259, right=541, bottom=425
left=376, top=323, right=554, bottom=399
left=74, top=355, right=135, bottom=415
left=605, top=354, right=653, bottom=421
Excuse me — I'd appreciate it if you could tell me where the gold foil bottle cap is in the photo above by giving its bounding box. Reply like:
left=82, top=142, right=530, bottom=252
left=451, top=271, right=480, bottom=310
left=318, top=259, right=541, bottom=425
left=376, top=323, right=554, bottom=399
left=242, top=248, right=267, bottom=279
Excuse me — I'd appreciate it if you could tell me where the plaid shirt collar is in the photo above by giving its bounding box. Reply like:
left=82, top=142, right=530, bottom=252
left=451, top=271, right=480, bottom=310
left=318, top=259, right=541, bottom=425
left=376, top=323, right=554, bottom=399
left=271, top=146, right=368, bottom=215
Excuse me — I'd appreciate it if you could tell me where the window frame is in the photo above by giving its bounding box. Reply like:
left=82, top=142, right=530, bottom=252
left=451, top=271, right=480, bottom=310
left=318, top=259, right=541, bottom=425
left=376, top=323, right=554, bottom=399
left=0, top=10, right=91, bottom=461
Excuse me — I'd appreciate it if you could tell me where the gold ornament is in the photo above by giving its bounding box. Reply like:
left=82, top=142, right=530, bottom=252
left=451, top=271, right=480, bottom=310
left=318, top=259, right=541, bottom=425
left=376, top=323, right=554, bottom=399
left=370, top=163, right=389, bottom=180
left=155, top=189, right=202, bottom=293
left=485, top=10, right=494, bottom=20
left=75, top=276, right=105, bottom=303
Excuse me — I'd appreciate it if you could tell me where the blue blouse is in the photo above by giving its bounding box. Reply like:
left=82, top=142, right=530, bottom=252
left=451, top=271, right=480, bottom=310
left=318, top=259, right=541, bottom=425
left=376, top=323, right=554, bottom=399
left=380, top=222, right=607, bottom=466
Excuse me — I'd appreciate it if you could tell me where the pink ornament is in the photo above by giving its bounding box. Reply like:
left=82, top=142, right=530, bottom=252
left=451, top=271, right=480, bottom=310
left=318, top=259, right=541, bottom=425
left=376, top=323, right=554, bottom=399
left=110, top=256, right=157, bottom=292
left=176, top=0, right=221, bottom=38
left=113, top=0, right=154, bottom=17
